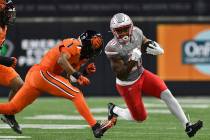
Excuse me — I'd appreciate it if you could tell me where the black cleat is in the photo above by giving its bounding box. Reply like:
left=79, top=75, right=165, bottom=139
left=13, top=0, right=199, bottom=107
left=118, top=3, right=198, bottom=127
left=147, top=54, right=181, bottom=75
left=1, top=115, right=22, bottom=134
left=108, top=103, right=118, bottom=125
left=92, top=120, right=115, bottom=138
left=185, top=120, right=203, bottom=138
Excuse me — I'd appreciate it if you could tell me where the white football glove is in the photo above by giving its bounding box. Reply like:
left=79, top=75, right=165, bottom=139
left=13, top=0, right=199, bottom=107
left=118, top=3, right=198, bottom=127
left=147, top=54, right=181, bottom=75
left=130, top=48, right=142, bottom=61
left=146, top=41, right=164, bottom=55
left=69, top=75, right=77, bottom=83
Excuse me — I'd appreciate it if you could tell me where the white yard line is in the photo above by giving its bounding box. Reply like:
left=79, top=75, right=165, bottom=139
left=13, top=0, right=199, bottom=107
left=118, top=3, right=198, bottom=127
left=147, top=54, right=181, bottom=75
left=0, top=136, right=31, bottom=139
left=90, top=104, right=209, bottom=112
left=175, top=97, right=210, bottom=103
left=23, top=101, right=209, bottom=121
left=25, top=113, right=171, bottom=122
left=26, top=113, right=176, bottom=121
left=147, top=109, right=170, bottom=114
left=145, top=103, right=209, bottom=108
left=109, top=131, right=210, bottom=136
left=0, top=124, right=88, bottom=129
left=24, top=115, right=106, bottom=120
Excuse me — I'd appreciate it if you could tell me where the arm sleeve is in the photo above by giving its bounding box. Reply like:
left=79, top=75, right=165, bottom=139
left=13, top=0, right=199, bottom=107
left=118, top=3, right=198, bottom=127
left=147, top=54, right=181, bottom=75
left=0, top=43, right=8, bottom=56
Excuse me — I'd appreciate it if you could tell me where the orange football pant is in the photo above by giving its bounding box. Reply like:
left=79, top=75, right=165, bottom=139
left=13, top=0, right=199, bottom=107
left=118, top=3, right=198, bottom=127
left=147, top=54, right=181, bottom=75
left=0, top=65, right=97, bottom=127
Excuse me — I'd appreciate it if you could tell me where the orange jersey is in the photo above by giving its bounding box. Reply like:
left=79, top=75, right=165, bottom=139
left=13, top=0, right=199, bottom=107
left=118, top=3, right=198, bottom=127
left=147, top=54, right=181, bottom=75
left=39, top=38, right=82, bottom=74
left=0, top=26, right=7, bottom=46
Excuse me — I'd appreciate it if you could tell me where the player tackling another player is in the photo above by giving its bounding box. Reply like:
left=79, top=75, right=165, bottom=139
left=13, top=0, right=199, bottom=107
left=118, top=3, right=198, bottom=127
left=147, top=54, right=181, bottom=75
left=0, top=0, right=23, bottom=134
left=0, top=30, right=116, bottom=138
left=105, top=13, right=203, bottom=138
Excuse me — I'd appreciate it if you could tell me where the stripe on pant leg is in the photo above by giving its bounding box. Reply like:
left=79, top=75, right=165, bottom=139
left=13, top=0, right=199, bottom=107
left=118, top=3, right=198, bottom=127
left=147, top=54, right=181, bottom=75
left=40, top=71, right=75, bottom=98
left=46, top=71, right=79, bottom=93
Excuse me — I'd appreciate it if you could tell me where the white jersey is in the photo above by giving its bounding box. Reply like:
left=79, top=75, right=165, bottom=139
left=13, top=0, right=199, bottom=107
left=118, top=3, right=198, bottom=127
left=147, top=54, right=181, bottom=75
left=105, top=26, right=144, bottom=84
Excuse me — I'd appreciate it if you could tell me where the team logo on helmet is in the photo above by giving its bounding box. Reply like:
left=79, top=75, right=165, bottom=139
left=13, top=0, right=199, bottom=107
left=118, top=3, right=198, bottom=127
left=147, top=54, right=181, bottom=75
left=91, top=35, right=103, bottom=49
left=79, top=30, right=103, bottom=60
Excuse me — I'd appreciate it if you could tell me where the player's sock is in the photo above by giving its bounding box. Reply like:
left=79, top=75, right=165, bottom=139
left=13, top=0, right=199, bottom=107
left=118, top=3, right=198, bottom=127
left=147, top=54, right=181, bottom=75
left=160, top=89, right=189, bottom=128
left=113, top=106, right=133, bottom=120
left=72, top=93, right=97, bottom=127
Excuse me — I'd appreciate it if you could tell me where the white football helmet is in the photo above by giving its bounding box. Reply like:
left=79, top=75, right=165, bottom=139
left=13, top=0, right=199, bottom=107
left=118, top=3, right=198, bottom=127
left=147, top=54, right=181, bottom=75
left=110, top=13, right=133, bottom=44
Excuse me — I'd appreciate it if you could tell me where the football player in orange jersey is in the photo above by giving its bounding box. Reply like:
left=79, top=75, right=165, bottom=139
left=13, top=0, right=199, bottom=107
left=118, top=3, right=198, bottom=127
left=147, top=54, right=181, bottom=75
left=0, top=30, right=116, bottom=138
left=0, top=0, right=23, bottom=134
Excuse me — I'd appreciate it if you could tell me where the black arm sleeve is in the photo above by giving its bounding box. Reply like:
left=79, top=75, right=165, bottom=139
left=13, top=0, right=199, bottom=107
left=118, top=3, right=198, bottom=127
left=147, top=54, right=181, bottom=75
left=0, top=56, right=14, bottom=67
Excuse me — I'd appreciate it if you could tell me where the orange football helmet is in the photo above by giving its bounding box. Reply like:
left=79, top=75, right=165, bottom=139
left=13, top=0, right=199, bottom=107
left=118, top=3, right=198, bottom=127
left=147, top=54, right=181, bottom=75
left=79, top=30, right=103, bottom=59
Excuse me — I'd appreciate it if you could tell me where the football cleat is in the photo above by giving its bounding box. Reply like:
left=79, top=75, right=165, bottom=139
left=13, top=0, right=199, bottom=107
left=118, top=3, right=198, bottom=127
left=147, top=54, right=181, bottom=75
left=92, top=120, right=116, bottom=138
left=108, top=103, right=118, bottom=125
left=1, top=115, right=22, bottom=134
left=185, top=120, right=203, bottom=138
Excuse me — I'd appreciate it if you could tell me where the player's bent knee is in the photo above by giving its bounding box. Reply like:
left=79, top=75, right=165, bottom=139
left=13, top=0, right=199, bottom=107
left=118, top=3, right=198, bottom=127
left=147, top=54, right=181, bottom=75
left=133, top=112, right=147, bottom=122
left=75, top=92, right=84, bottom=98
left=71, top=92, right=84, bottom=102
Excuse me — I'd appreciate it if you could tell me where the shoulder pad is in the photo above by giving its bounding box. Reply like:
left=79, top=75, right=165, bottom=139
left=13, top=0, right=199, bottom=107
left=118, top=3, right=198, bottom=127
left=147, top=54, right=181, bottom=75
left=63, top=38, right=81, bottom=48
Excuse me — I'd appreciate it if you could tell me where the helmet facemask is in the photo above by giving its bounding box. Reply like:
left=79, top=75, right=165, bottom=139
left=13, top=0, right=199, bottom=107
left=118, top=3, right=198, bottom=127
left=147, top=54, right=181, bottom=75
left=113, top=24, right=132, bottom=44
left=6, top=7, right=16, bottom=25
left=5, top=0, right=16, bottom=25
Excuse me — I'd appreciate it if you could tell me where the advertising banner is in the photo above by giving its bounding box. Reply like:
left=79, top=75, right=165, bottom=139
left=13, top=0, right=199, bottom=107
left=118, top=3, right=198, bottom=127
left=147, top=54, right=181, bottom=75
left=157, top=24, right=210, bottom=81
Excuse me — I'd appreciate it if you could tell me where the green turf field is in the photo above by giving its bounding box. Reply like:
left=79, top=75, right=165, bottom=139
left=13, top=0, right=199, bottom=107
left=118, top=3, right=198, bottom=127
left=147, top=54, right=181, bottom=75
left=0, top=97, right=209, bottom=140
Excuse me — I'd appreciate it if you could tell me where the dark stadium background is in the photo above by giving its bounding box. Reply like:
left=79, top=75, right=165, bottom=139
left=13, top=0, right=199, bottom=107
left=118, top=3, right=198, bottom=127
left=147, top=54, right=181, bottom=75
left=1, top=0, right=210, bottom=97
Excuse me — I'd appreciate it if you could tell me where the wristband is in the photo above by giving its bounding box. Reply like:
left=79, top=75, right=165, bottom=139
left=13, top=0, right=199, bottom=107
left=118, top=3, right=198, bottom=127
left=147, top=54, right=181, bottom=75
left=72, top=72, right=82, bottom=79
left=82, top=69, right=88, bottom=76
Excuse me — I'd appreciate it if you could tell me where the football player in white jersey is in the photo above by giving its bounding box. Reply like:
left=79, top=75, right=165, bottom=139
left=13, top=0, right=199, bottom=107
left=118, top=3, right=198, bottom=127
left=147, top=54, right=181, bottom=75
left=105, top=13, right=203, bottom=138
